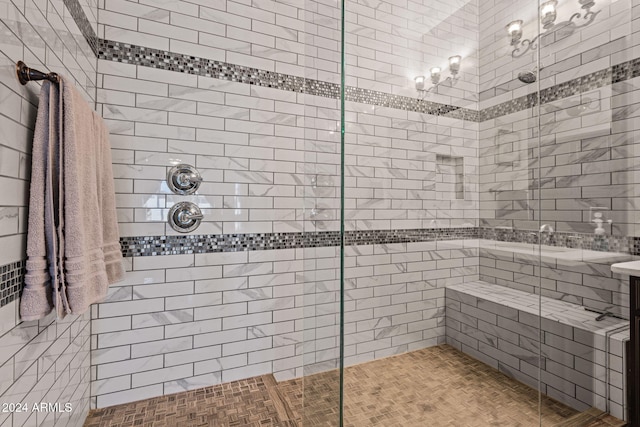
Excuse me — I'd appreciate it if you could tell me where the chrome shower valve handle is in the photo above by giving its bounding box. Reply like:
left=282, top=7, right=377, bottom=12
left=167, top=164, right=203, bottom=195
left=177, top=171, right=203, bottom=186
left=177, top=210, right=204, bottom=223
left=169, top=202, right=204, bottom=233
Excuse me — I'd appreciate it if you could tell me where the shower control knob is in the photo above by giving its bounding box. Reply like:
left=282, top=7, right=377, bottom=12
left=167, top=164, right=202, bottom=195
left=168, top=202, right=204, bottom=233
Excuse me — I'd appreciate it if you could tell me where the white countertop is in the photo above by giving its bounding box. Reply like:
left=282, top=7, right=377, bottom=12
left=611, top=260, right=640, bottom=276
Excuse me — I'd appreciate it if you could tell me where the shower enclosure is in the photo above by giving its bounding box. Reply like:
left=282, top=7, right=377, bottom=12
left=2, top=0, right=633, bottom=424
left=302, top=0, right=635, bottom=424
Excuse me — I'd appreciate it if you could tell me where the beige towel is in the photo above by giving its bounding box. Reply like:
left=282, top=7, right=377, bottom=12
left=22, top=81, right=57, bottom=320
left=21, top=78, right=124, bottom=321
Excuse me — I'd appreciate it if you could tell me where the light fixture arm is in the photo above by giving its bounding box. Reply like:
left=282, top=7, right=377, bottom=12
left=568, top=9, right=599, bottom=28
left=415, top=56, right=462, bottom=95
left=511, top=34, right=541, bottom=58
left=416, top=76, right=460, bottom=99
left=509, top=3, right=600, bottom=58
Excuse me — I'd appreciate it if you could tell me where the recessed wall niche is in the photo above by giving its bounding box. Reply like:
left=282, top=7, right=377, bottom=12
left=436, top=155, right=465, bottom=200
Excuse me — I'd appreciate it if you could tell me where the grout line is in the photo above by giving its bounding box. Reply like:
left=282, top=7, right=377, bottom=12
left=63, top=0, right=98, bottom=55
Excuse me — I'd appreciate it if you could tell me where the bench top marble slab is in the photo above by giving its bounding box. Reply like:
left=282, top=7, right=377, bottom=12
left=448, top=281, right=629, bottom=338
left=611, top=260, right=640, bottom=276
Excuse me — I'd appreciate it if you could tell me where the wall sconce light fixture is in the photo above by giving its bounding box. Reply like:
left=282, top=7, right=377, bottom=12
left=507, top=0, right=600, bottom=58
left=579, top=0, right=595, bottom=9
left=449, top=55, right=462, bottom=76
left=415, top=56, right=462, bottom=95
left=430, top=67, right=441, bottom=85
left=506, top=20, right=523, bottom=45
left=540, top=0, right=558, bottom=29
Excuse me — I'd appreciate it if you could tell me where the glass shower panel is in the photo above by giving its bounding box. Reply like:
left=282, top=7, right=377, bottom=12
left=340, top=0, right=482, bottom=425
left=478, top=0, right=546, bottom=424
left=537, top=0, right=633, bottom=423
left=300, top=115, right=343, bottom=426
left=300, top=0, right=343, bottom=422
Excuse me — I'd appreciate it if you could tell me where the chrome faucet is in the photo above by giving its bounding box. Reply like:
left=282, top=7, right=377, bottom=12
left=540, top=224, right=554, bottom=233
left=539, top=224, right=554, bottom=245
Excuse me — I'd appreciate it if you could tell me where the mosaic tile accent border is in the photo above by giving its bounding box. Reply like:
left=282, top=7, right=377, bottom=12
left=346, top=227, right=479, bottom=246
left=480, top=59, right=640, bottom=121
left=120, top=231, right=341, bottom=257
left=345, top=87, right=478, bottom=121
left=0, top=260, right=26, bottom=309
left=97, top=38, right=640, bottom=122
left=97, top=39, right=479, bottom=121
left=478, top=227, right=638, bottom=255
left=120, top=227, right=640, bottom=258
left=6, top=227, right=638, bottom=305
left=63, top=0, right=98, bottom=55
left=119, top=227, right=480, bottom=257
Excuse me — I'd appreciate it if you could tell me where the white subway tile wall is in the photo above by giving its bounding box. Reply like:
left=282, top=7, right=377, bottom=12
left=0, top=0, right=97, bottom=425
left=91, top=0, right=482, bottom=408
left=90, top=0, right=640, bottom=412
left=477, top=0, right=638, bottom=324
left=2, top=0, right=639, bottom=420
left=91, top=239, right=479, bottom=407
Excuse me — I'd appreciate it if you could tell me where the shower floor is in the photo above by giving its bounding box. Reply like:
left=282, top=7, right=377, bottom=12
left=84, top=345, right=624, bottom=427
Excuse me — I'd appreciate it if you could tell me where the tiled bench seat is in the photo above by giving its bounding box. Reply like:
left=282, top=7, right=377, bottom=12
left=446, top=281, right=629, bottom=420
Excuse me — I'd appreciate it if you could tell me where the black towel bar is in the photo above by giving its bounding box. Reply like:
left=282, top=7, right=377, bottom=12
left=15, top=61, right=60, bottom=85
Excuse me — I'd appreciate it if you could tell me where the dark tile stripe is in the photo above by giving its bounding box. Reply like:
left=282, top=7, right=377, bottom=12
left=0, top=260, right=25, bottom=309
left=480, top=67, right=621, bottom=121
left=119, top=227, right=479, bottom=257
left=63, top=0, right=98, bottom=55
left=97, top=39, right=479, bottom=121
left=98, top=38, right=640, bottom=122
left=120, top=231, right=340, bottom=257
left=478, top=227, right=638, bottom=255
left=5, top=227, right=638, bottom=307
left=119, top=227, right=640, bottom=257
